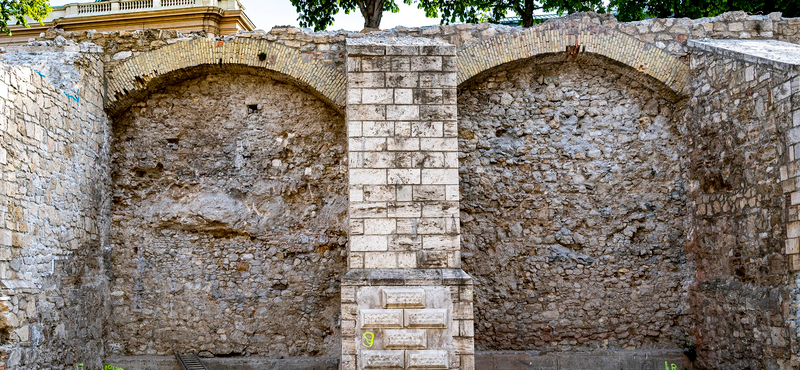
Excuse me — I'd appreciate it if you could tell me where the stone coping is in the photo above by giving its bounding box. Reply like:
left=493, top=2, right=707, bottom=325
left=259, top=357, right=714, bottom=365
left=688, top=38, right=800, bottom=70
left=341, top=269, right=473, bottom=286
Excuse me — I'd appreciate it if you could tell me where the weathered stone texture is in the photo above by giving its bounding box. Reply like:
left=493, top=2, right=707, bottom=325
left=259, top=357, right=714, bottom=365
left=0, top=52, right=110, bottom=369
left=682, top=48, right=798, bottom=370
left=457, top=55, right=690, bottom=352
left=108, top=73, right=348, bottom=356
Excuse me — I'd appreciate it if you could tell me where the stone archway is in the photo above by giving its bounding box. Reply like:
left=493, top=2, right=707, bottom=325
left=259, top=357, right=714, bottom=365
left=104, top=38, right=347, bottom=115
left=456, top=22, right=689, bottom=100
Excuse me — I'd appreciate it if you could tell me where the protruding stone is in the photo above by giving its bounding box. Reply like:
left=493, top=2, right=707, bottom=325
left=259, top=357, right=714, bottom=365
left=360, top=309, right=403, bottom=328
left=405, top=309, right=447, bottom=328
left=384, top=329, right=427, bottom=349
left=361, top=350, right=404, bottom=368
left=381, top=288, right=426, bottom=308
left=405, top=350, right=448, bottom=369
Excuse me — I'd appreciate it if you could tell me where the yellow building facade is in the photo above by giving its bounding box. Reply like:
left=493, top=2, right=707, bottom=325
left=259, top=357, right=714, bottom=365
left=1, top=0, right=254, bottom=45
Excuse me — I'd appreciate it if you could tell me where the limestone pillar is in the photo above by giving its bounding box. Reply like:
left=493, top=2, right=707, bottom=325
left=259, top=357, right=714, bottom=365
left=341, top=38, right=474, bottom=370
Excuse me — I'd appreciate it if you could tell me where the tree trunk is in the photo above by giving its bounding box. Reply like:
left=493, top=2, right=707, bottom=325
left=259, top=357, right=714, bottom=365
left=521, top=0, right=535, bottom=27
left=358, top=0, right=385, bottom=31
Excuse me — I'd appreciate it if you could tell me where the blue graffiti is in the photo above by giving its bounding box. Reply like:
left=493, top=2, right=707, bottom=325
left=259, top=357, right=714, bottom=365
left=64, top=88, right=80, bottom=103
left=33, top=69, right=45, bottom=78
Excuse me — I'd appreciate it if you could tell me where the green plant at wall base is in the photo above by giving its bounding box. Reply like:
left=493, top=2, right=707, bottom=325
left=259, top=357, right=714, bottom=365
left=74, top=363, right=124, bottom=370
left=0, top=0, right=52, bottom=35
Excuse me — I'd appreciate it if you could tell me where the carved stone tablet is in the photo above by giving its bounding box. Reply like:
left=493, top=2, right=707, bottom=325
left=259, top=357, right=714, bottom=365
left=381, top=288, right=426, bottom=308
left=406, top=350, right=448, bottom=369
left=361, top=350, right=404, bottom=368
left=405, top=309, right=447, bottom=328
left=360, top=309, right=404, bottom=328
left=384, top=329, right=427, bottom=349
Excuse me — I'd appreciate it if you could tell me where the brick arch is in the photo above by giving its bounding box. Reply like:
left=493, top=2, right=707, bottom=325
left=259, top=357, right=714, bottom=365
left=105, top=38, right=346, bottom=115
left=456, top=22, right=689, bottom=99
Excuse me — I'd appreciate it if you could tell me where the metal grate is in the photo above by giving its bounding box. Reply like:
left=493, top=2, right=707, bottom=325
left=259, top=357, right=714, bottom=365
left=175, top=351, right=209, bottom=370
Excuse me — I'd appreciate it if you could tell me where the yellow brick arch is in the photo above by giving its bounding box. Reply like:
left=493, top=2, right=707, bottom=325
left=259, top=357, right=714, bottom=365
left=456, top=22, right=689, bottom=99
left=105, top=38, right=346, bottom=115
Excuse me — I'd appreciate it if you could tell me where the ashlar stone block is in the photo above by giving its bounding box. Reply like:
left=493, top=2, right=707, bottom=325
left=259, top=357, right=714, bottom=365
left=381, top=288, right=426, bottom=308
left=361, top=350, right=404, bottom=368
left=406, top=350, right=448, bottom=369
left=384, top=329, right=427, bottom=349
left=405, top=309, right=448, bottom=328
left=360, top=309, right=404, bottom=328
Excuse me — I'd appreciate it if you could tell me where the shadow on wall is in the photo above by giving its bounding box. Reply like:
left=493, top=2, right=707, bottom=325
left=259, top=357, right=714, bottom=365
left=458, top=53, right=691, bottom=354
left=106, top=71, right=348, bottom=357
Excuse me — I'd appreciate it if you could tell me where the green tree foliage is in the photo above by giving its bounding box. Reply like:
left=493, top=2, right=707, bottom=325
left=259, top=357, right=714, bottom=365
left=290, top=0, right=400, bottom=31
left=1, top=0, right=52, bottom=35
left=291, top=0, right=799, bottom=30
left=608, top=0, right=799, bottom=21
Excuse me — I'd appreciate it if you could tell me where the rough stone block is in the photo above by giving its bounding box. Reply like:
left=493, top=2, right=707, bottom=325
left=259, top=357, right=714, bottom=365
left=386, top=72, right=419, bottom=88
left=351, top=235, right=388, bottom=251
left=349, top=137, right=388, bottom=152
left=350, top=202, right=388, bottom=218
left=420, top=138, right=458, bottom=151
left=405, top=309, right=447, bottom=328
left=405, top=350, right=448, bottom=369
left=361, top=121, right=395, bottom=137
left=386, top=45, right=420, bottom=56
left=388, top=169, right=421, bottom=185
left=381, top=288, right=426, bottom=308
left=423, top=235, right=460, bottom=250
left=421, top=201, right=460, bottom=217
left=384, top=329, right=427, bottom=349
left=787, top=238, right=800, bottom=255
left=349, top=72, right=386, bottom=88
left=387, top=137, right=420, bottom=151
left=360, top=350, right=404, bottom=368
left=350, top=169, right=387, bottom=185
left=413, top=185, right=446, bottom=201
left=411, top=56, right=443, bottom=71
left=419, top=169, right=458, bottom=185
left=362, top=89, right=394, bottom=104
left=363, top=218, right=397, bottom=235
left=349, top=104, right=386, bottom=120
left=365, top=252, right=398, bottom=268
left=360, top=309, right=404, bottom=328
left=419, top=105, right=457, bottom=121
left=363, top=185, right=396, bottom=201
left=453, top=302, right=474, bottom=320
left=388, top=202, right=422, bottom=218
left=389, top=235, right=423, bottom=251
left=453, top=337, right=474, bottom=354
left=352, top=152, right=395, bottom=168
left=348, top=44, right=386, bottom=56
left=386, top=105, right=420, bottom=121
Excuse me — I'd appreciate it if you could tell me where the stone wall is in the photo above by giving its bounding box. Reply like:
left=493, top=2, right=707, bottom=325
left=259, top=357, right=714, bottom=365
left=28, top=11, right=800, bottom=78
left=0, top=50, right=110, bottom=368
left=682, top=41, right=799, bottom=369
left=107, top=72, right=348, bottom=357
left=457, top=54, right=690, bottom=352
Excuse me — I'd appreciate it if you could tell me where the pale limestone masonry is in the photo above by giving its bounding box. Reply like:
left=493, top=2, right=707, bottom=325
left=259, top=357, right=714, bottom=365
left=3, top=10, right=800, bottom=370
left=346, top=38, right=461, bottom=270
left=342, top=38, right=474, bottom=370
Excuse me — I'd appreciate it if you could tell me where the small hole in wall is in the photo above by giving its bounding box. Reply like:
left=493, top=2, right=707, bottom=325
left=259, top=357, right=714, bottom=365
left=134, top=246, right=138, bottom=254
left=247, top=104, right=260, bottom=114
left=167, top=138, right=179, bottom=145
left=258, top=52, right=267, bottom=61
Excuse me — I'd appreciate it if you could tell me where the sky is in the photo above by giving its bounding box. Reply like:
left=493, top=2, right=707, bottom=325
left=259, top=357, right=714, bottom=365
left=47, top=0, right=445, bottom=32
